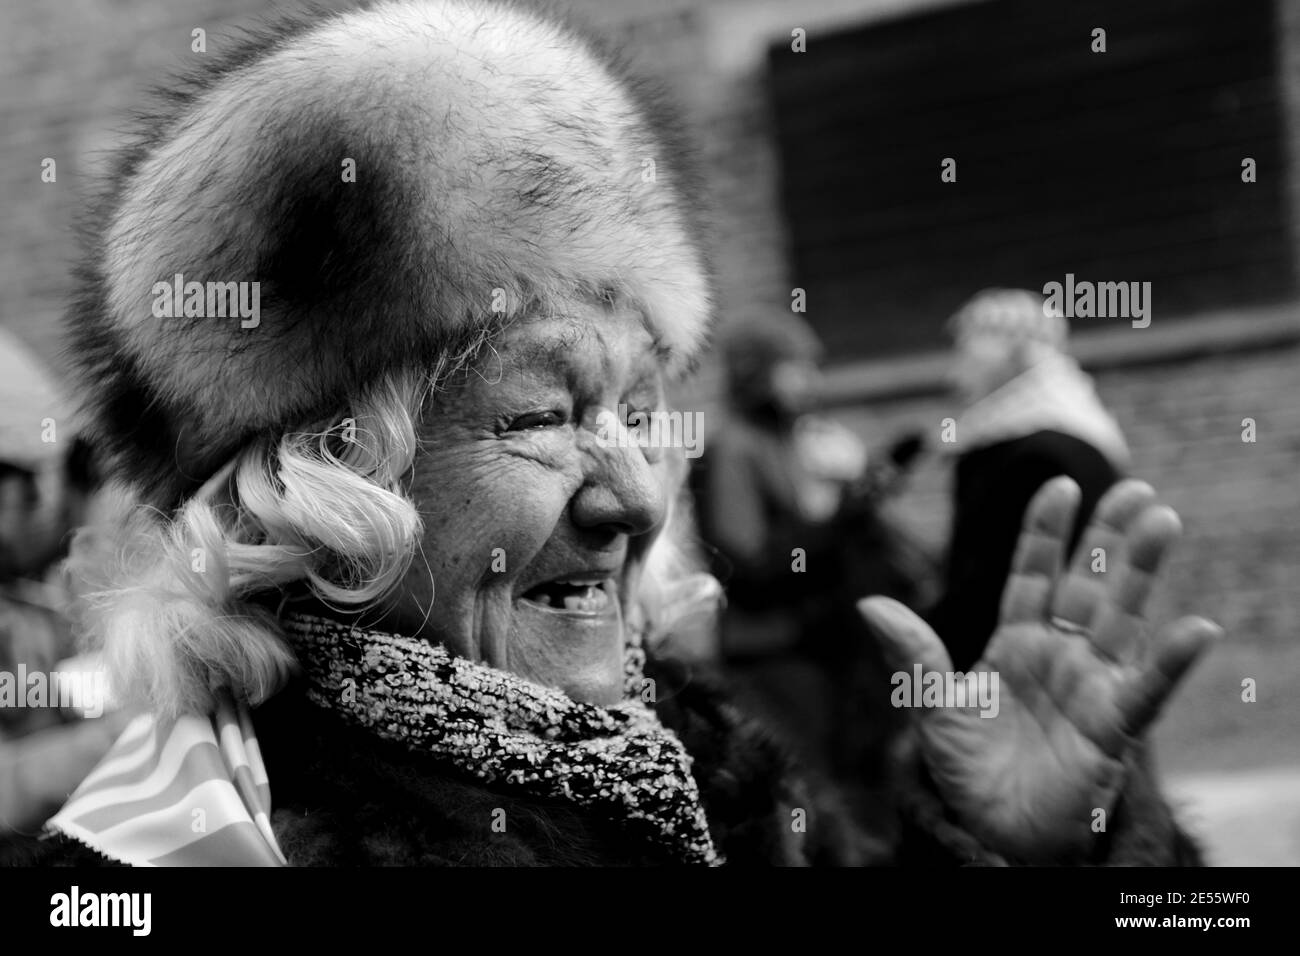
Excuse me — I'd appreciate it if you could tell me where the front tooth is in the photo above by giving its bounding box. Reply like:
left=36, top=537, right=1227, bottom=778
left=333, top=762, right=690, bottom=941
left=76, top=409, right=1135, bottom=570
left=562, top=586, right=608, bottom=611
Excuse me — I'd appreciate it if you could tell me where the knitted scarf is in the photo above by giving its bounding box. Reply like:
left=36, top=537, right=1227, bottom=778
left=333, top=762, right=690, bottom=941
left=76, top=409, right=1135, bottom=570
left=47, top=615, right=721, bottom=866
left=279, top=614, right=721, bottom=865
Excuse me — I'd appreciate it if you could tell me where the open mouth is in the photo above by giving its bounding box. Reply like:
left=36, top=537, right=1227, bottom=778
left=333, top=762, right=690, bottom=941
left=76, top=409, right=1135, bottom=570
left=520, top=578, right=616, bottom=616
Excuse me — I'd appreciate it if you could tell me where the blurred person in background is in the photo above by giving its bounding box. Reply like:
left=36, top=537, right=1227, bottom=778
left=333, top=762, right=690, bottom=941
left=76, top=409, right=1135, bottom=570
left=928, top=288, right=1131, bottom=670
left=693, top=317, right=933, bottom=793
left=0, top=327, right=128, bottom=837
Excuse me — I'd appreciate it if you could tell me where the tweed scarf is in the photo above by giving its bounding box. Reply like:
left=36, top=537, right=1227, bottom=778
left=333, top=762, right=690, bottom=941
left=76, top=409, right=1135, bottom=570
left=279, top=613, right=722, bottom=865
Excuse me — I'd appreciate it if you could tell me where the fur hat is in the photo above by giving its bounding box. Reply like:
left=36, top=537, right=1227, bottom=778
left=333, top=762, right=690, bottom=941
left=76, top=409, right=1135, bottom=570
left=67, top=0, right=712, bottom=508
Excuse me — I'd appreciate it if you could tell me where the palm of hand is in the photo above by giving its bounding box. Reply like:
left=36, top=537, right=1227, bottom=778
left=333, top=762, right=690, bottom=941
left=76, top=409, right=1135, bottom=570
left=862, top=478, right=1219, bottom=862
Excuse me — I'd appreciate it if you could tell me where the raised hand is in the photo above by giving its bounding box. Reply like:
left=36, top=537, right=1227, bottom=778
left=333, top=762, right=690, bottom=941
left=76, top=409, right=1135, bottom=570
left=860, top=477, right=1220, bottom=861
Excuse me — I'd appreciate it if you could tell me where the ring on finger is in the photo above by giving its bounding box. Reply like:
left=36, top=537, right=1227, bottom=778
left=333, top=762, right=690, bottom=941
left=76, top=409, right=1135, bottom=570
left=1050, top=615, right=1091, bottom=637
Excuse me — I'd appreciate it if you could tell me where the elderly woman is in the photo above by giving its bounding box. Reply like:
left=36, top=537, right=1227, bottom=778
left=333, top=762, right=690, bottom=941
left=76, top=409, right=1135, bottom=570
left=8, top=0, right=1215, bottom=866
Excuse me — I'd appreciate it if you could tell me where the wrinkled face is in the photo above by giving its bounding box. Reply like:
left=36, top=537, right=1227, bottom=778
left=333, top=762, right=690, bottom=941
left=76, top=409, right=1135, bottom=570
left=379, top=305, right=673, bottom=705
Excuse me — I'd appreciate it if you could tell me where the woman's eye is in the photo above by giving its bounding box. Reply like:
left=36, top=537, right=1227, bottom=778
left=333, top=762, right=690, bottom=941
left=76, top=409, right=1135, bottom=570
left=624, top=406, right=654, bottom=430
left=508, top=409, right=567, bottom=432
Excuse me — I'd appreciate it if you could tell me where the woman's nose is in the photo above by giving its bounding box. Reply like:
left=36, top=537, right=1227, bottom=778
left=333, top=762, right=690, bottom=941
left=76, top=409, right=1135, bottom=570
left=570, top=437, right=667, bottom=538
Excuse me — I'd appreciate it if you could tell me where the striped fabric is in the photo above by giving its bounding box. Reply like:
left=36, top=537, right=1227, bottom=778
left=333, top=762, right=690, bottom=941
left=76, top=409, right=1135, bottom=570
left=46, top=691, right=285, bottom=866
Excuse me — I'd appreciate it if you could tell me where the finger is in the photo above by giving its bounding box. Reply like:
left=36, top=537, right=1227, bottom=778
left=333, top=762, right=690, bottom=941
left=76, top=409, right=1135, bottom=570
left=1091, top=505, right=1183, bottom=663
left=1050, top=480, right=1156, bottom=629
left=858, top=596, right=951, bottom=676
left=999, top=476, right=1080, bottom=625
left=1116, top=616, right=1219, bottom=736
